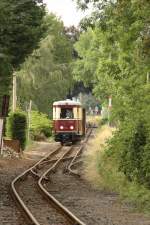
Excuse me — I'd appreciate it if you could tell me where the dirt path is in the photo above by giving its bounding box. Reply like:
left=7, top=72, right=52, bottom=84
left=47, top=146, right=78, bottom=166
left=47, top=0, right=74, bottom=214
left=0, top=142, right=60, bottom=225
left=46, top=164, right=150, bottom=225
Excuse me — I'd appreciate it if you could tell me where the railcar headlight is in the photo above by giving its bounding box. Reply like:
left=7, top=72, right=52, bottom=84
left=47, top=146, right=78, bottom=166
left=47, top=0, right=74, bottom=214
left=60, top=125, right=64, bottom=130
left=70, top=125, right=74, bottom=130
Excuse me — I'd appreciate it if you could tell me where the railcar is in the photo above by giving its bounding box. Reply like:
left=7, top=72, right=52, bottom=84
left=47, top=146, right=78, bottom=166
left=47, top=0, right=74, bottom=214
left=53, top=99, right=86, bottom=144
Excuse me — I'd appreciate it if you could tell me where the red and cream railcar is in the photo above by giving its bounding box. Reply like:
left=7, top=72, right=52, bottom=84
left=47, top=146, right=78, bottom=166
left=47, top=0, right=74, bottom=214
left=53, top=99, right=86, bottom=143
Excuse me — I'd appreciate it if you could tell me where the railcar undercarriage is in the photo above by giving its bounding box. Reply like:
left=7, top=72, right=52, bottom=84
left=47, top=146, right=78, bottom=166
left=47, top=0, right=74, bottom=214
left=54, top=132, right=82, bottom=144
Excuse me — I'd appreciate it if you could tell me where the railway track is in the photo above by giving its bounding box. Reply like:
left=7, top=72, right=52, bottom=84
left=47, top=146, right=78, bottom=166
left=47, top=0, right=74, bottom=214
left=11, top=128, right=93, bottom=225
left=67, top=128, right=93, bottom=176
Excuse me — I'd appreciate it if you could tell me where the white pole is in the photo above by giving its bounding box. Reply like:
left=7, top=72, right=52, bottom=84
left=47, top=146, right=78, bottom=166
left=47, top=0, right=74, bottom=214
left=12, top=73, right=17, bottom=112
left=27, top=100, right=32, bottom=142
left=147, top=72, right=149, bottom=83
left=108, top=96, right=112, bottom=127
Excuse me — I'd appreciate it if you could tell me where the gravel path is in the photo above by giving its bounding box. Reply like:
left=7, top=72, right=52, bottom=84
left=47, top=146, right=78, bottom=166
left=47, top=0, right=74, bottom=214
left=46, top=163, right=150, bottom=225
left=0, top=142, right=59, bottom=225
left=0, top=141, right=150, bottom=225
left=0, top=159, right=32, bottom=225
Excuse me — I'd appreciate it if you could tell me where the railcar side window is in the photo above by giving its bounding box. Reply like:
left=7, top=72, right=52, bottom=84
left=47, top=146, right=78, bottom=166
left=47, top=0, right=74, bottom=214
left=60, top=108, right=74, bottom=119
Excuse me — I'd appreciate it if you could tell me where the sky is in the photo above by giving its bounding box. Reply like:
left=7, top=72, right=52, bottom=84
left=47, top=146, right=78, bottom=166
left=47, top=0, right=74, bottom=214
left=43, top=0, right=90, bottom=27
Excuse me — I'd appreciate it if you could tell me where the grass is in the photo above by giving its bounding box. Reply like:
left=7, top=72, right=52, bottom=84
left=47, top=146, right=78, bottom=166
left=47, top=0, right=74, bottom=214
left=83, top=125, right=115, bottom=187
left=83, top=125, right=150, bottom=215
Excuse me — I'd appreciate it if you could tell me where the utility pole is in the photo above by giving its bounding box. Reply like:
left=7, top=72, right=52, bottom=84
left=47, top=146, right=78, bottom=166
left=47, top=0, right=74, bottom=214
left=27, top=100, right=32, bottom=142
left=12, top=73, right=17, bottom=112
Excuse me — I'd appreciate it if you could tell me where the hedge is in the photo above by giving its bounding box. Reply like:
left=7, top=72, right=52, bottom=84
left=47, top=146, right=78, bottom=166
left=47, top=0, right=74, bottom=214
left=7, top=111, right=27, bottom=150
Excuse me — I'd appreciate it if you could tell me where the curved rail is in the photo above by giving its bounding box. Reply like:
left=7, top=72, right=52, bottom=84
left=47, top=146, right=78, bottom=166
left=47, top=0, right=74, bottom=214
left=11, top=129, right=93, bottom=225
left=11, top=146, right=62, bottom=225
left=38, top=148, right=86, bottom=225
left=68, top=128, right=93, bottom=176
left=11, top=145, right=85, bottom=225
left=37, top=128, right=93, bottom=224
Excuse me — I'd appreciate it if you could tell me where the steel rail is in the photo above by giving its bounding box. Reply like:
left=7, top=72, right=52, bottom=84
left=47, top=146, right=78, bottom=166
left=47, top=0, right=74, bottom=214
left=38, top=147, right=86, bottom=225
left=67, top=128, right=93, bottom=176
left=11, top=129, right=92, bottom=225
left=67, top=145, right=83, bottom=176
left=30, top=155, right=78, bottom=178
left=11, top=145, right=62, bottom=225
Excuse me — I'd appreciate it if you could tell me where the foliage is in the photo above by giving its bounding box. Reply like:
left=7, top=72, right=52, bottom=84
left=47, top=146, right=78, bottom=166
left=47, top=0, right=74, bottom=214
left=0, top=58, right=12, bottom=111
left=74, top=0, right=150, bottom=101
left=0, top=0, right=46, bottom=68
left=97, top=149, right=150, bottom=213
left=17, top=14, right=75, bottom=115
left=74, top=0, right=150, bottom=189
left=107, top=114, right=150, bottom=187
left=30, top=110, right=52, bottom=140
left=0, top=0, right=46, bottom=108
left=7, top=110, right=27, bottom=150
left=84, top=126, right=150, bottom=213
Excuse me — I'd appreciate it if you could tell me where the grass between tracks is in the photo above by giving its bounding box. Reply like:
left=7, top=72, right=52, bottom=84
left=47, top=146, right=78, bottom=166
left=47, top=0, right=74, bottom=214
left=83, top=125, right=150, bottom=215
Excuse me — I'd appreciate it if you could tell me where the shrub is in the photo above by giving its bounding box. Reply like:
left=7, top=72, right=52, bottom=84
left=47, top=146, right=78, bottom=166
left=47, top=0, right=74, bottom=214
left=7, top=110, right=27, bottom=150
left=30, top=110, right=52, bottom=140
left=107, top=116, right=150, bottom=188
left=83, top=125, right=150, bottom=213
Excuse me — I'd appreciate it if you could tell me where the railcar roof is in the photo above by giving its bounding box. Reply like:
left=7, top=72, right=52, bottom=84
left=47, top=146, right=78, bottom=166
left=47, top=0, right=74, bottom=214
left=53, top=99, right=81, bottom=106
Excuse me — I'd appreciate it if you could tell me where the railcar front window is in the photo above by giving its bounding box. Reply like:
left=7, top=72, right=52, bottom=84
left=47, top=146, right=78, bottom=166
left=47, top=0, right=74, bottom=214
left=60, top=108, right=74, bottom=119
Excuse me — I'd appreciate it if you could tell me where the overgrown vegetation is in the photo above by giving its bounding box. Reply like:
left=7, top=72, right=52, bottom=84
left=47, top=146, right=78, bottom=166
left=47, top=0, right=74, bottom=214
left=7, top=111, right=27, bottom=150
left=97, top=151, right=150, bottom=213
left=108, top=117, right=150, bottom=188
left=30, top=111, right=52, bottom=140
left=75, top=0, right=150, bottom=212
left=84, top=126, right=150, bottom=213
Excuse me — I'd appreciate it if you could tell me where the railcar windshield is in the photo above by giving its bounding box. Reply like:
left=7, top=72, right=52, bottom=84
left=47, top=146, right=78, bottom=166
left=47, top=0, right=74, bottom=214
left=60, top=108, right=74, bottom=119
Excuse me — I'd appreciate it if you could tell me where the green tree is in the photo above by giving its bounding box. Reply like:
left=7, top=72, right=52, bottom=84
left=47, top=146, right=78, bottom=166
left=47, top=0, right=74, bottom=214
left=74, top=0, right=150, bottom=116
left=0, top=0, right=46, bottom=110
left=17, top=14, right=75, bottom=115
left=74, top=0, right=150, bottom=186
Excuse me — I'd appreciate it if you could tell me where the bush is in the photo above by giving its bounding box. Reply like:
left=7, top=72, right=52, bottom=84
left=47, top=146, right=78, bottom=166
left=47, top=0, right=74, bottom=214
left=7, top=110, right=27, bottom=150
left=83, top=125, right=150, bottom=213
left=107, top=116, right=150, bottom=188
left=97, top=149, right=150, bottom=213
left=30, top=111, right=52, bottom=140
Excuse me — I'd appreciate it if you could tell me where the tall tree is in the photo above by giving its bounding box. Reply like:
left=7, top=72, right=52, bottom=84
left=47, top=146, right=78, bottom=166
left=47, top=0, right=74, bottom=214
left=0, top=0, right=46, bottom=109
left=17, top=14, right=75, bottom=115
left=74, top=0, right=150, bottom=116
left=74, top=0, right=150, bottom=185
